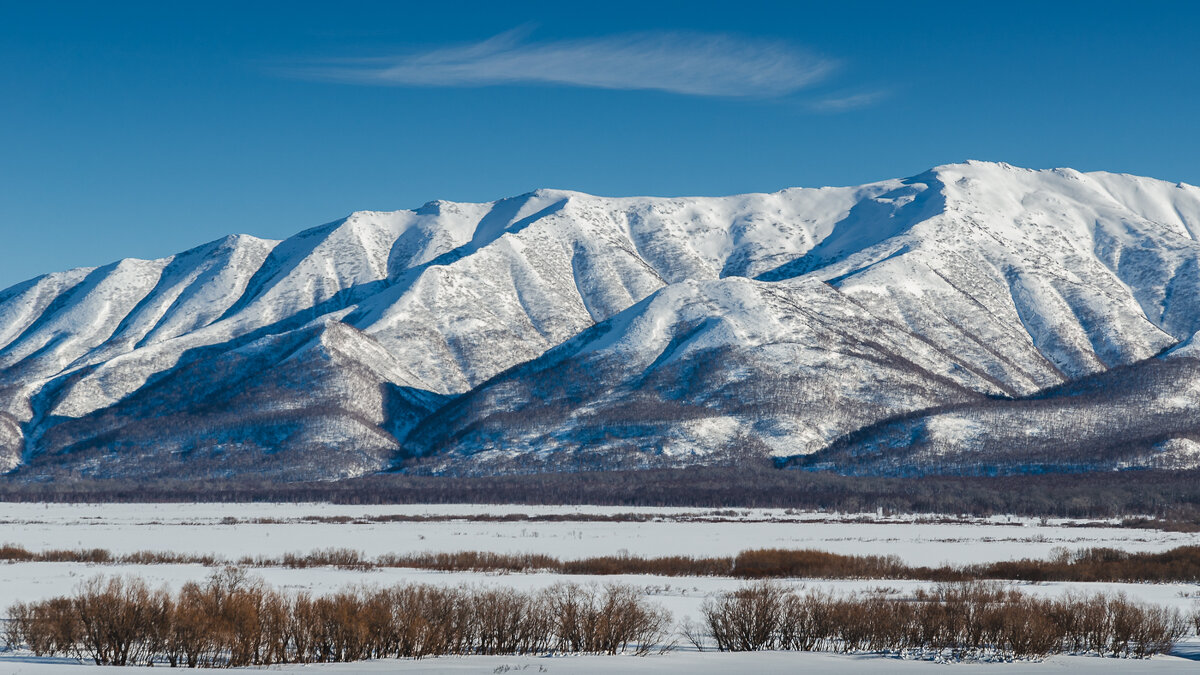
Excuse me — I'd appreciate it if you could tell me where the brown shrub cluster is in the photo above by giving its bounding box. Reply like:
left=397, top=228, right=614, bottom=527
left=695, top=581, right=1190, bottom=659
left=4, top=570, right=672, bottom=666
left=375, top=550, right=560, bottom=573
left=561, top=553, right=732, bottom=576
left=732, top=549, right=914, bottom=579
left=5, top=572, right=1195, bottom=666
left=3, top=544, right=1200, bottom=583
left=277, top=545, right=1200, bottom=583
left=978, top=546, right=1200, bottom=583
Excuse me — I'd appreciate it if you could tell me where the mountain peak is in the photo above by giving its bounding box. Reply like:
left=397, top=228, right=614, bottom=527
left=7, top=163, right=1200, bottom=480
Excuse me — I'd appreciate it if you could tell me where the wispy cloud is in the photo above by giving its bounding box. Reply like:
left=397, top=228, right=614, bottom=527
left=806, top=88, right=892, bottom=112
left=283, top=29, right=834, bottom=98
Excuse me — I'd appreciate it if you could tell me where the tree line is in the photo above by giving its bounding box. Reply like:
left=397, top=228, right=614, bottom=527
left=2, top=467, right=1200, bottom=526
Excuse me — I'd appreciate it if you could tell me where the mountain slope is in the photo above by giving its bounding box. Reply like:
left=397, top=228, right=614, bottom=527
left=24, top=320, right=447, bottom=480
left=405, top=274, right=993, bottom=473
left=405, top=163, right=1200, bottom=472
left=781, top=355, right=1200, bottom=476
left=4, top=161, right=1200, bottom=479
left=0, top=182, right=901, bottom=478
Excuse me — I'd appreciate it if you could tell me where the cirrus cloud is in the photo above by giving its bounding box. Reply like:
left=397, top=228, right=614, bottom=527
left=806, top=88, right=893, bottom=112
left=282, top=29, right=835, bottom=98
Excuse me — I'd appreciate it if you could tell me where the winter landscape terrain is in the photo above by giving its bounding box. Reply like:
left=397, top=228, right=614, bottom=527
left=7, top=1, right=1200, bottom=670
left=5, top=163, right=1200, bottom=670
left=3, top=161, right=1200, bottom=480
left=0, top=504, right=1197, bottom=671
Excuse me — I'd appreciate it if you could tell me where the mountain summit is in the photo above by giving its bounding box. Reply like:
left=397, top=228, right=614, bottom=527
left=4, top=162, right=1200, bottom=480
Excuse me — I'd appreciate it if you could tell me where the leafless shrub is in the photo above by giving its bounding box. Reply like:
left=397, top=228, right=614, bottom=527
left=777, top=589, right=833, bottom=651
left=3, top=574, right=672, bottom=666
left=699, top=581, right=1187, bottom=659
left=702, top=580, right=786, bottom=651
left=678, top=617, right=708, bottom=651
left=4, top=570, right=1191, bottom=667
left=4, top=598, right=81, bottom=657
left=1107, top=593, right=1189, bottom=658
left=544, top=582, right=671, bottom=655
left=73, top=576, right=169, bottom=665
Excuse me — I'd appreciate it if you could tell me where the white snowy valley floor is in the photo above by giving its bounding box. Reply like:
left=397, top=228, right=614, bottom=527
left=0, top=503, right=1197, bottom=672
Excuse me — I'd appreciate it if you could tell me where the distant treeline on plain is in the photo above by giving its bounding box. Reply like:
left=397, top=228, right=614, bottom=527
left=1, top=467, right=1200, bottom=526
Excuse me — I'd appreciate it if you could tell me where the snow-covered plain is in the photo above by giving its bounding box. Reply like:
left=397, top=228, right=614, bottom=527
left=1, top=503, right=1198, bottom=671
left=0, top=503, right=1194, bottom=565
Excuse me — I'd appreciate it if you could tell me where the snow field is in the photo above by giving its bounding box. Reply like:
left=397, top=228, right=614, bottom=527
left=0, top=503, right=1192, bottom=566
left=1, top=503, right=1198, bottom=671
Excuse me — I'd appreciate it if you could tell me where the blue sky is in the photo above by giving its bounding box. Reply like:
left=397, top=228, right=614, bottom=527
left=2, top=1, right=1198, bottom=288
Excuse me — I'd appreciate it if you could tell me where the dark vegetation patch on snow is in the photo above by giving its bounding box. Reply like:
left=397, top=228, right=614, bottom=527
left=4, top=572, right=1194, bottom=667
left=3, top=467, right=1200, bottom=525
left=4, top=544, right=1200, bottom=584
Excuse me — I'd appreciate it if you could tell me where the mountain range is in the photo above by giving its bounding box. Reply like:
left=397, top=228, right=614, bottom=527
left=4, top=161, right=1200, bottom=481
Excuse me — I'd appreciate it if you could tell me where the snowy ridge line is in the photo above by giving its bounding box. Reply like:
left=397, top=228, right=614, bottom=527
left=4, top=161, right=1200, bottom=479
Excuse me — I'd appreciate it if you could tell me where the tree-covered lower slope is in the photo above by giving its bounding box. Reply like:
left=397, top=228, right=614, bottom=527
left=782, top=354, right=1200, bottom=475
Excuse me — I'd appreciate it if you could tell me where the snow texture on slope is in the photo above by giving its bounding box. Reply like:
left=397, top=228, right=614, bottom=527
left=4, top=162, right=1200, bottom=478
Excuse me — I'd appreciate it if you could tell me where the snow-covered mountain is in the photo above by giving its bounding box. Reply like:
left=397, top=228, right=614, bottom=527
left=4, top=161, right=1200, bottom=480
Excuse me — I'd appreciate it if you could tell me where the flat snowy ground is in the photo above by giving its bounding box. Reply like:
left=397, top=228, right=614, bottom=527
left=0, top=503, right=1197, bottom=671
left=0, top=502, right=1194, bottom=565
left=2, top=650, right=1199, bottom=674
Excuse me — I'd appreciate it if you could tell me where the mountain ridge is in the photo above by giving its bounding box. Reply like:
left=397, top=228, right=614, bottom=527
left=5, top=161, right=1200, bottom=479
